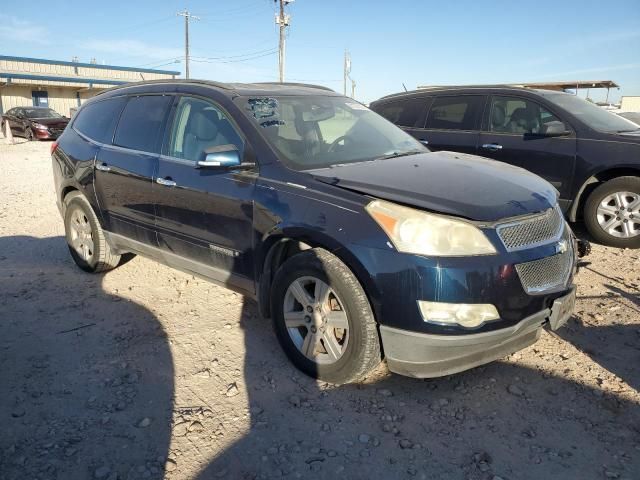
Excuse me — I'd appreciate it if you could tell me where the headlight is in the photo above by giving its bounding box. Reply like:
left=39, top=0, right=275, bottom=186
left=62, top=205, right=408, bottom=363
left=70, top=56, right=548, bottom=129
left=418, top=301, right=499, bottom=328
left=366, top=199, right=496, bottom=256
left=33, top=123, right=48, bottom=130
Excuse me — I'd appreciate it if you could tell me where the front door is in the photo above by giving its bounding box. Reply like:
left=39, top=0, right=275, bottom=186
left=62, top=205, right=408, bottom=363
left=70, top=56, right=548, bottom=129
left=420, top=95, right=485, bottom=154
left=153, top=95, right=256, bottom=293
left=94, top=94, right=173, bottom=245
left=478, top=95, right=576, bottom=204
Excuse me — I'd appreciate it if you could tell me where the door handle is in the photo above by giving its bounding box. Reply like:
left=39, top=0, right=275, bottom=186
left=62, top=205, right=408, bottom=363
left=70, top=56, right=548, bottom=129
left=481, top=143, right=503, bottom=151
left=96, top=163, right=111, bottom=172
left=156, top=177, right=177, bottom=187
left=419, top=139, right=429, bottom=145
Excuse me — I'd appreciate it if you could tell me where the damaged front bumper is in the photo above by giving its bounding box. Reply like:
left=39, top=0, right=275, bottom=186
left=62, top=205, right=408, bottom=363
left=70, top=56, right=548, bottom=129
left=380, top=286, right=576, bottom=378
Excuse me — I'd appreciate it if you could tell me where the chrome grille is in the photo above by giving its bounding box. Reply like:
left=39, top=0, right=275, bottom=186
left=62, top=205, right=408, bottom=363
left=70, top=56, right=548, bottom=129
left=514, top=230, right=574, bottom=294
left=497, top=207, right=563, bottom=251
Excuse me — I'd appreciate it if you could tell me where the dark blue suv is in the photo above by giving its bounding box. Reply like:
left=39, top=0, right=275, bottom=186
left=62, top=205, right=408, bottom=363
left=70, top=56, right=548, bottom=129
left=52, top=80, right=577, bottom=384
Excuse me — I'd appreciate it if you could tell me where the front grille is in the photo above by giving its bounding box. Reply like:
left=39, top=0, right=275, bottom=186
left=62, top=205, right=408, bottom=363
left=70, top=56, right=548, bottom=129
left=497, top=206, right=563, bottom=251
left=514, top=230, right=574, bottom=294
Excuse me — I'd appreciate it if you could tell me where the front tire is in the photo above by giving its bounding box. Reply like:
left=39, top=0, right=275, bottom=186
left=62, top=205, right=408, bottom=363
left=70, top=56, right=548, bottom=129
left=271, top=248, right=381, bottom=384
left=584, top=176, right=640, bottom=248
left=63, top=192, right=121, bottom=272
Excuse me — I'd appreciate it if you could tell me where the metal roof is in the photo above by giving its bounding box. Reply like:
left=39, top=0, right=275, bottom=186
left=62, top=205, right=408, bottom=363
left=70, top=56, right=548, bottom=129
left=506, top=80, right=620, bottom=91
left=0, top=72, right=127, bottom=87
left=0, top=54, right=180, bottom=76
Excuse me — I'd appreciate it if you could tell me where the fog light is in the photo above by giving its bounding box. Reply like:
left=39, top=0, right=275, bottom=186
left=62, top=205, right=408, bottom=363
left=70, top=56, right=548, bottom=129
left=418, top=301, right=499, bottom=328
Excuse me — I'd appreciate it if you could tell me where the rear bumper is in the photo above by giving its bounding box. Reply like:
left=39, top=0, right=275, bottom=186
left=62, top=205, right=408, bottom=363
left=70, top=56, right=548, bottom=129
left=381, top=308, right=550, bottom=378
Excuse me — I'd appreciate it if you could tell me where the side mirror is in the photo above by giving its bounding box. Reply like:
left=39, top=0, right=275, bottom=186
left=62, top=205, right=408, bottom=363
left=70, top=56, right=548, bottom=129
left=542, top=121, right=570, bottom=137
left=196, top=145, right=241, bottom=169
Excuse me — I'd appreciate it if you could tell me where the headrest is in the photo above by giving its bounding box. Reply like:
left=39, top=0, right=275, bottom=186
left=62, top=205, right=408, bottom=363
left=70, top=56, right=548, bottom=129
left=492, top=104, right=505, bottom=126
left=191, top=107, right=219, bottom=141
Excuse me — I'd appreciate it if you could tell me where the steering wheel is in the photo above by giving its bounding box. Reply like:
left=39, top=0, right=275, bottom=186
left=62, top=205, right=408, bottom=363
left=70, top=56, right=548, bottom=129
left=327, top=135, right=349, bottom=153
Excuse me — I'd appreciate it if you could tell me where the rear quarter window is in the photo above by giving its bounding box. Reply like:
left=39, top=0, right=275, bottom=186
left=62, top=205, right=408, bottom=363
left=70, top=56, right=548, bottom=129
left=73, top=97, right=127, bottom=144
left=113, top=95, right=173, bottom=153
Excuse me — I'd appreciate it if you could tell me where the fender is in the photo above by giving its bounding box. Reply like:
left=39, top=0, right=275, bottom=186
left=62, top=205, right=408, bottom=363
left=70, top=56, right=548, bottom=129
left=569, top=165, right=640, bottom=221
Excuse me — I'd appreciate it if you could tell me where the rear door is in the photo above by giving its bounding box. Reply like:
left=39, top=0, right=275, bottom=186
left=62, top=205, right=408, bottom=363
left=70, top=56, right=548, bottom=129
left=478, top=95, right=576, bottom=202
left=421, top=95, right=485, bottom=154
left=93, top=94, right=173, bottom=245
left=153, top=94, right=256, bottom=293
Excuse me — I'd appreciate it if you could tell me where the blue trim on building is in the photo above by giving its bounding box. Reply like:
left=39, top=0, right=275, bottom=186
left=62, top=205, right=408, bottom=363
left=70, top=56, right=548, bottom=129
left=0, top=55, right=180, bottom=76
left=0, top=72, right=128, bottom=86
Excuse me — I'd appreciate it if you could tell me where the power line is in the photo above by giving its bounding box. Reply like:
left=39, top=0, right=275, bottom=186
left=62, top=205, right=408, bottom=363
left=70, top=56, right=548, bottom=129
left=191, top=49, right=278, bottom=64
left=177, top=10, right=200, bottom=79
left=191, top=46, right=279, bottom=61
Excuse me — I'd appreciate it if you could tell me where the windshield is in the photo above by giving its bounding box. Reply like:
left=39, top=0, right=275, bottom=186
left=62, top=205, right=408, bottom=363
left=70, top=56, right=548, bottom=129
left=546, top=94, right=639, bottom=133
left=238, top=95, right=426, bottom=170
left=23, top=108, right=62, bottom=119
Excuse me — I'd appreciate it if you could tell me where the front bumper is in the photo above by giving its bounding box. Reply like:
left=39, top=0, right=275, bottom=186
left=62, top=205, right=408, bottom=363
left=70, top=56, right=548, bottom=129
left=382, top=306, right=547, bottom=378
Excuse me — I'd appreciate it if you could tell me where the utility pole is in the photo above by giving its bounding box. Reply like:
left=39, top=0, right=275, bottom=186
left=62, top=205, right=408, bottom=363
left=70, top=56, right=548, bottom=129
left=177, top=9, right=200, bottom=79
left=343, top=50, right=351, bottom=96
left=344, top=50, right=356, bottom=98
left=275, top=0, right=292, bottom=82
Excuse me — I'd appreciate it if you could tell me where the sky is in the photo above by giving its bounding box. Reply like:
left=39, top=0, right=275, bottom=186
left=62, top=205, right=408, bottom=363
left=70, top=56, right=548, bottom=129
left=1, top=0, right=639, bottom=104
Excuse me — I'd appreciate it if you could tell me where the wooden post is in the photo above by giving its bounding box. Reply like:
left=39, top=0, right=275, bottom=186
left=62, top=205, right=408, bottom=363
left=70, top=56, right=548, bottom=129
left=4, top=119, right=14, bottom=144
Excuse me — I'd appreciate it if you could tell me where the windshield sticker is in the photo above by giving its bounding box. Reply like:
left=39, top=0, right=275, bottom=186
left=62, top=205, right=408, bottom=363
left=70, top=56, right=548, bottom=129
left=260, top=120, right=286, bottom=128
left=247, top=98, right=279, bottom=120
left=345, top=102, right=369, bottom=111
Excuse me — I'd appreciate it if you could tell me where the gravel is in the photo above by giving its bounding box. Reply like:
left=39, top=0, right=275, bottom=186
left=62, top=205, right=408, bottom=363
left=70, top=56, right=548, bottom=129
left=1, top=139, right=639, bottom=479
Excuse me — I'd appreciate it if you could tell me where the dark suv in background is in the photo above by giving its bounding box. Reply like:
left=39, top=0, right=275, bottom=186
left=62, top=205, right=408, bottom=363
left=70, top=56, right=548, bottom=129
left=371, top=86, right=640, bottom=248
left=52, top=80, right=577, bottom=384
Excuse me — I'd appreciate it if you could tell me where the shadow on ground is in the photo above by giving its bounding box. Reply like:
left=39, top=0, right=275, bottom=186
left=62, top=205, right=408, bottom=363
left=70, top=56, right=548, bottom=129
left=557, top=261, right=640, bottom=393
left=0, top=236, right=174, bottom=479
left=1, top=236, right=639, bottom=480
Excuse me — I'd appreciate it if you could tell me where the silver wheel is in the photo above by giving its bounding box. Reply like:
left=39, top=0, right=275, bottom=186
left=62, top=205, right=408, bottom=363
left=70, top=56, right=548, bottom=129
left=283, top=276, right=349, bottom=365
left=596, top=191, right=640, bottom=239
left=68, top=206, right=95, bottom=261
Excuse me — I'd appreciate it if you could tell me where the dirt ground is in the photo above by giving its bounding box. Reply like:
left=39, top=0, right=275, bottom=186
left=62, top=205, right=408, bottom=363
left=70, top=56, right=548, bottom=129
left=0, top=138, right=639, bottom=480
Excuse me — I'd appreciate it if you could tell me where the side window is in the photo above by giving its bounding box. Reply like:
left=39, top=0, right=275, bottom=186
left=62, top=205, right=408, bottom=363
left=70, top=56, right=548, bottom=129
left=489, top=96, right=561, bottom=134
left=73, top=97, right=128, bottom=144
left=376, top=98, right=427, bottom=128
left=167, top=96, right=244, bottom=162
left=114, top=95, right=172, bottom=153
left=425, top=96, right=484, bottom=131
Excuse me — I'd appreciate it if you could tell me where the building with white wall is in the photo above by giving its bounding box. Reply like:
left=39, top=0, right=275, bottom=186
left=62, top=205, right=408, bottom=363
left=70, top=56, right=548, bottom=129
left=0, top=55, right=180, bottom=117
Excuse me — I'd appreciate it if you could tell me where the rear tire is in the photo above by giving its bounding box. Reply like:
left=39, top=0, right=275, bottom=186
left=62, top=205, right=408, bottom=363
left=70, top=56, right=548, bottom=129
left=63, top=192, right=121, bottom=272
left=270, top=248, right=381, bottom=384
left=584, top=176, right=640, bottom=248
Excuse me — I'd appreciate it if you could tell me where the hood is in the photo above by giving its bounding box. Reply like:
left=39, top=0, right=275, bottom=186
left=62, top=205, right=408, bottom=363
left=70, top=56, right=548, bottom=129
left=310, top=151, right=558, bottom=222
left=29, top=117, right=69, bottom=126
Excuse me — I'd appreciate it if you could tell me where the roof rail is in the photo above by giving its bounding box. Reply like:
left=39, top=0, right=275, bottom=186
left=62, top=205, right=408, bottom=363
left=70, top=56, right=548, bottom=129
left=255, top=82, right=335, bottom=92
left=94, top=78, right=233, bottom=97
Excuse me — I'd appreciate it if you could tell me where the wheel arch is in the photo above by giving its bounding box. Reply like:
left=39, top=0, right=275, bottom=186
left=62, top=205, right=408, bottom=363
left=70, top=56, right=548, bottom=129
left=569, top=166, right=640, bottom=222
left=256, top=231, right=382, bottom=324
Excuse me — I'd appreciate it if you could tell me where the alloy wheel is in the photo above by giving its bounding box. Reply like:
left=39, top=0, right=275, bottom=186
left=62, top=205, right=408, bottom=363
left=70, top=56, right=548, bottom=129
left=283, top=276, right=349, bottom=365
left=596, top=191, right=640, bottom=238
left=68, top=206, right=95, bottom=261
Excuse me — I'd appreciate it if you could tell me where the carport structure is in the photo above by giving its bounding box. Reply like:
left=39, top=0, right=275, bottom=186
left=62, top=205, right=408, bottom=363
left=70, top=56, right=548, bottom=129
left=509, top=80, right=620, bottom=103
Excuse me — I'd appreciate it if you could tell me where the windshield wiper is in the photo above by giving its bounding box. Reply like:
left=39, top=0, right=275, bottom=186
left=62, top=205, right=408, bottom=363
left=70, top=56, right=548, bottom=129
left=376, top=150, right=425, bottom=161
left=616, top=128, right=640, bottom=133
